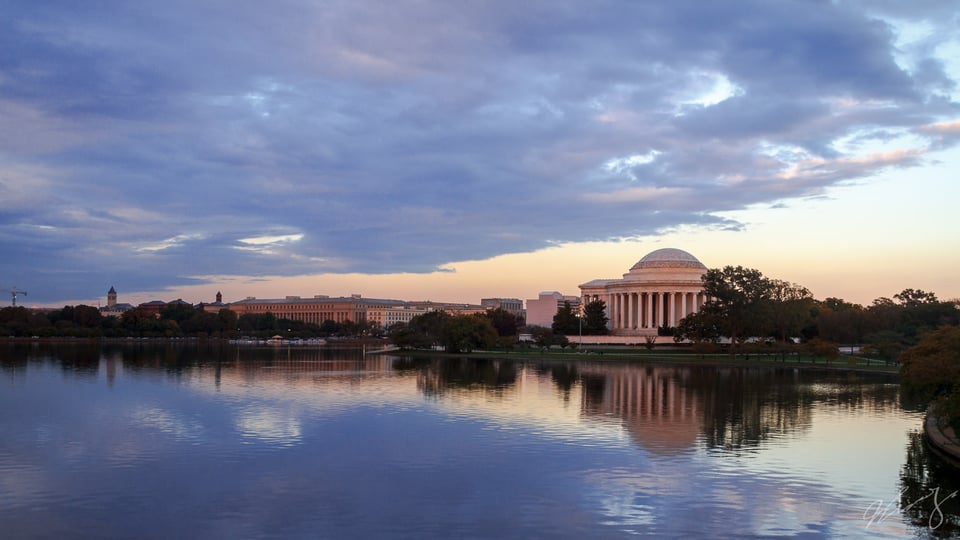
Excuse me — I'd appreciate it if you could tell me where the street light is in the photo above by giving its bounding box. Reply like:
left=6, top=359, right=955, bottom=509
left=578, top=302, right=583, bottom=351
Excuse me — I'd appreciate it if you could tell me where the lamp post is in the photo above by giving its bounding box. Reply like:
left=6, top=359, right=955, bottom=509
left=578, top=302, right=583, bottom=351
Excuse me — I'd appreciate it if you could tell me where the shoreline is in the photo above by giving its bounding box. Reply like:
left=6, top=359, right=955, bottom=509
left=2, top=338, right=900, bottom=375
left=924, top=413, right=960, bottom=469
left=377, top=348, right=901, bottom=375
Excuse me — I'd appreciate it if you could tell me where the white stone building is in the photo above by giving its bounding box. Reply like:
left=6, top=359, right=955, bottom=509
left=579, top=248, right=708, bottom=336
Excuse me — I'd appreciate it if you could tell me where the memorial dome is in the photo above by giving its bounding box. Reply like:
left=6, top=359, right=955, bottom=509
left=630, top=248, right=707, bottom=270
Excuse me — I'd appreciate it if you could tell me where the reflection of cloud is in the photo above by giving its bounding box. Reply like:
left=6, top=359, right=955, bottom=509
left=0, top=463, right=49, bottom=503
left=235, top=407, right=302, bottom=447
left=130, top=406, right=204, bottom=442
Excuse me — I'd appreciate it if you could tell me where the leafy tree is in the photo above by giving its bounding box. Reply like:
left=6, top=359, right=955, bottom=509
left=815, top=299, right=867, bottom=344
left=319, top=319, right=341, bottom=335
left=484, top=308, right=520, bottom=337
left=863, top=330, right=907, bottom=361
left=160, top=302, right=198, bottom=324
left=0, top=306, right=33, bottom=336
left=763, top=279, right=814, bottom=343
left=803, top=338, right=840, bottom=365
left=408, top=311, right=451, bottom=346
left=121, top=307, right=155, bottom=327
left=900, top=325, right=960, bottom=398
left=440, top=314, right=497, bottom=353
left=680, top=266, right=771, bottom=353
left=217, top=308, right=238, bottom=335
left=390, top=323, right=434, bottom=350
left=528, top=326, right=556, bottom=348
left=582, top=300, right=609, bottom=335
left=180, top=312, right=221, bottom=335
left=675, top=308, right=721, bottom=344
left=894, top=288, right=938, bottom=307
left=901, top=325, right=960, bottom=431
left=257, top=312, right=278, bottom=332
left=551, top=301, right=579, bottom=335
left=72, top=305, right=103, bottom=328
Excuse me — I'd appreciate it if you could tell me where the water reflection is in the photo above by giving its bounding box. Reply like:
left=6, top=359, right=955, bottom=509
left=396, top=357, right=904, bottom=457
left=412, top=357, right=518, bottom=397
left=900, top=430, right=960, bottom=536
left=1, top=343, right=957, bottom=538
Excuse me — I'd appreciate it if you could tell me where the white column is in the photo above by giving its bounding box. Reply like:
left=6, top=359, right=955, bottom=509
left=625, top=292, right=632, bottom=330
left=646, top=292, right=653, bottom=328
left=617, top=293, right=626, bottom=328
left=668, top=292, right=676, bottom=327
left=657, top=292, right=664, bottom=328
left=681, top=292, right=688, bottom=321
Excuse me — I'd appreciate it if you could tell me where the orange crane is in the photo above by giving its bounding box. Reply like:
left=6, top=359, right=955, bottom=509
left=9, top=287, right=27, bottom=307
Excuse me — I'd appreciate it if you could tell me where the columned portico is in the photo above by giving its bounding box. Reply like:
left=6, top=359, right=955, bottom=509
left=580, top=248, right=708, bottom=337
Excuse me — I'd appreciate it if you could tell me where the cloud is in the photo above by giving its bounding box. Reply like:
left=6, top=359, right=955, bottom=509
left=0, top=0, right=958, bottom=302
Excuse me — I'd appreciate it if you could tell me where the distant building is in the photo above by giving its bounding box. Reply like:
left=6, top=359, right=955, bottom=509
left=229, top=295, right=407, bottom=327
left=525, top=291, right=581, bottom=327
left=201, top=291, right=230, bottom=313
left=100, top=286, right=134, bottom=316
left=407, top=300, right=487, bottom=316
left=137, top=299, right=181, bottom=317
left=480, top=298, right=524, bottom=318
left=377, top=305, right=436, bottom=328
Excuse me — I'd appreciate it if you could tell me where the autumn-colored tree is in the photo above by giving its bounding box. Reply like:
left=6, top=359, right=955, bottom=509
left=900, top=325, right=960, bottom=398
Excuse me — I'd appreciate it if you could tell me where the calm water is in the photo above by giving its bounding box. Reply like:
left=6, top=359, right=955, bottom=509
left=2, top=343, right=959, bottom=539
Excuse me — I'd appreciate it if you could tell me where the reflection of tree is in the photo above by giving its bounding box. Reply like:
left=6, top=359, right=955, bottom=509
left=550, top=363, right=578, bottom=403
left=900, top=430, right=960, bottom=537
left=693, top=367, right=814, bottom=451
left=0, top=344, right=30, bottom=374
left=56, top=344, right=101, bottom=377
left=579, top=373, right=606, bottom=411
left=411, top=358, right=518, bottom=398
left=697, top=368, right=901, bottom=451
left=574, top=364, right=902, bottom=453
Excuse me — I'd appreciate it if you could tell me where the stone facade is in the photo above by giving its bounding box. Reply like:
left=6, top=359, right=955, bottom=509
left=579, top=248, right=707, bottom=336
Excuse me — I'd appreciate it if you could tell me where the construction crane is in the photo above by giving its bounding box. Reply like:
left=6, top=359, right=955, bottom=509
left=9, top=287, right=27, bottom=307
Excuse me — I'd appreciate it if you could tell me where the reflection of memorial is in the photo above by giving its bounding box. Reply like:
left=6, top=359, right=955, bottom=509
left=574, top=365, right=830, bottom=454
left=579, top=365, right=702, bottom=455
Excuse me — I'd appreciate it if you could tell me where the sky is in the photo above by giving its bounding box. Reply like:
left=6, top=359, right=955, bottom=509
left=2, top=0, right=959, bottom=308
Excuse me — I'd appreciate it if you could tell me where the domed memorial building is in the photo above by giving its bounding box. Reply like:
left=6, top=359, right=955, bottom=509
left=579, top=248, right=708, bottom=336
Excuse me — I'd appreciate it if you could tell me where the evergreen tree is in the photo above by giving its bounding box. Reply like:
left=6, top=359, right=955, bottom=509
left=583, top=300, right=609, bottom=335
left=551, top=301, right=579, bottom=335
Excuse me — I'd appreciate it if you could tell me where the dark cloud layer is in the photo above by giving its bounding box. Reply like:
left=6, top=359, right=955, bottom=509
left=1, top=0, right=958, bottom=302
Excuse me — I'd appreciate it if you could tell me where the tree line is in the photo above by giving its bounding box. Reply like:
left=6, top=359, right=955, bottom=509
left=673, top=266, right=958, bottom=361
left=0, top=303, right=379, bottom=339
left=388, top=304, right=611, bottom=353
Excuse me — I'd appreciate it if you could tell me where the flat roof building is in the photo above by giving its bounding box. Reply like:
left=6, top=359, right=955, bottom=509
left=525, top=291, right=581, bottom=327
